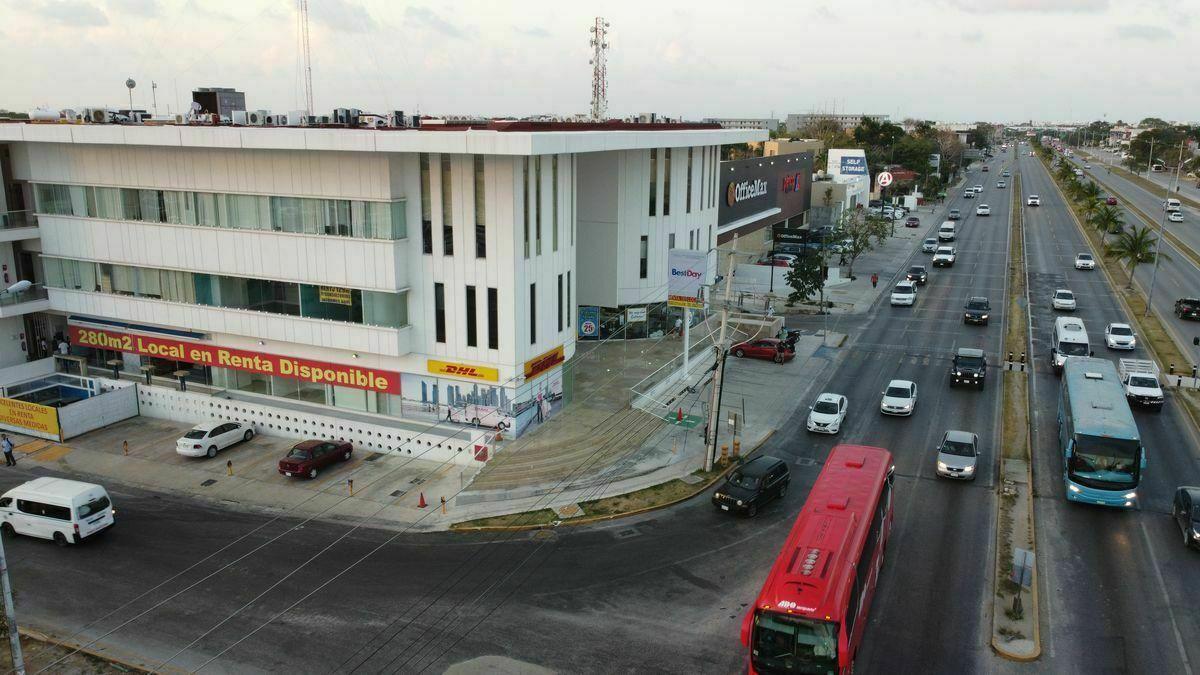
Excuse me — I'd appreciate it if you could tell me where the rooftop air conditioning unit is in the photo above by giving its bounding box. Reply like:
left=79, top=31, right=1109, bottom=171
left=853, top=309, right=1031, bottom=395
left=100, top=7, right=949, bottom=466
left=73, top=111, right=87, bottom=123
left=287, top=110, right=306, bottom=126
left=232, top=110, right=249, bottom=126
left=410, top=115, right=421, bottom=128
left=348, top=108, right=361, bottom=125
left=246, top=110, right=266, bottom=126
left=389, top=110, right=406, bottom=127
left=88, top=108, right=111, bottom=124
left=173, top=113, right=187, bottom=125
left=318, top=115, right=331, bottom=125
left=268, top=114, right=288, bottom=126
left=333, top=108, right=350, bottom=125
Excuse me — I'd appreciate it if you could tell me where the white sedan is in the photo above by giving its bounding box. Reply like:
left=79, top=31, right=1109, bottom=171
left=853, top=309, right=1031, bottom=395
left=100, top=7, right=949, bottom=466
left=807, top=393, right=848, bottom=434
left=1027, top=195, right=1041, bottom=206
left=1168, top=211, right=1184, bottom=223
left=1105, top=322, right=1137, bottom=350
left=933, top=246, right=957, bottom=267
left=1074, top=253, right=1096, bottom=270
left=1052, top=289, right=1077, bottom=311
left=880, top=380, right=918, bottom=416
left=890, top=281, right=917, bottom=306
left=176, top=421, right=254, bottom=458
left=976, top=204, right=991, bottom=216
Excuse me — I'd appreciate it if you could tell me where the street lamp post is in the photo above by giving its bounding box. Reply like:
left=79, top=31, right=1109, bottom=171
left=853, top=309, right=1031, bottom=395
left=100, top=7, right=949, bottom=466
left=1145, top=142, right=1186, bottom=317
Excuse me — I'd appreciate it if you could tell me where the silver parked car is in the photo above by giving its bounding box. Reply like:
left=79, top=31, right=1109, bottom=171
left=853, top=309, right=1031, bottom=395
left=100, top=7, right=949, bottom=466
left=936, top=430, right=981, bottom=480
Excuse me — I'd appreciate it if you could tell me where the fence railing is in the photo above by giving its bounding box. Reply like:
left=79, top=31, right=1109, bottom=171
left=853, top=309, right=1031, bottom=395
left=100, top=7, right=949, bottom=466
left=0, top=210, right=38, bottom=230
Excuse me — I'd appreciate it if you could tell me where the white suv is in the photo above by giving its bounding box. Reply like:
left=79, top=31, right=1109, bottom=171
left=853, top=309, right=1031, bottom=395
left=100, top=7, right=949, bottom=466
left=976, top=204, right=991, bottom=216
left=1027, top=195, right=1041, bottom=206
left=1074, top=253, right=1096, bottom=270
left=891, top=281, right=917, bottom=306
left=1052, top=289, right=1077, bottom=311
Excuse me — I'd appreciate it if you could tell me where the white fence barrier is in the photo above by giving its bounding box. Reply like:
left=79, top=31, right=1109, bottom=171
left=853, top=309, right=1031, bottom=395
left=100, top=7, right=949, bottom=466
left=0, top=358, right=55, bottom=388
left=59, top=381, right=138, bottom=440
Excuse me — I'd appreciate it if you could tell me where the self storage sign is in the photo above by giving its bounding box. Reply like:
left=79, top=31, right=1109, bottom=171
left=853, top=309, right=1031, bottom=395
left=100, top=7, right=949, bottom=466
left=70, top=326, right=400, bottom=394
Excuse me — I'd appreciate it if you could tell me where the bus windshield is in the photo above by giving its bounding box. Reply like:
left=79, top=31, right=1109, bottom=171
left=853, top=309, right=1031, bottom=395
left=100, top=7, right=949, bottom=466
left=1070, top=435, right=1140, bottom=487
left=751, top=611, right=838, bottom=675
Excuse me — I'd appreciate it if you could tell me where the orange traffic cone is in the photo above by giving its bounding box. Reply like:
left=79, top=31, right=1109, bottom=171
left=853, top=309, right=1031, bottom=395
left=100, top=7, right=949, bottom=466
left=417, top=491, right=427, bottom=508
left=677, top=408, right=683, bottom=423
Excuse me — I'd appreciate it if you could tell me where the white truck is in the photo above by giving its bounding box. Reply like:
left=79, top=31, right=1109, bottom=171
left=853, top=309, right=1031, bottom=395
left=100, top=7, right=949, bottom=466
left=1118, top=358, right=1165, bottom=411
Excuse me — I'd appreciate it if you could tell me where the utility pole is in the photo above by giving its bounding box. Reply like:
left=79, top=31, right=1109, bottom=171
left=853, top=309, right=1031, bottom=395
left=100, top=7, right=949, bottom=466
left=1145, top=142, right=1186, bottom=317
left=704, top=235, right=738, bottom=472
left=299, top=0, right=314, bottom=115
left=588, top=18, right=610, bottom=121
left=1146, top=138, right=1157, bottom=175
left=0, top=535, right=24, bottom=675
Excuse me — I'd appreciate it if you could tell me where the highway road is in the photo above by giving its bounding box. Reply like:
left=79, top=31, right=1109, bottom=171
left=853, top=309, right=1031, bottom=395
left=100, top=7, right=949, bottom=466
left=1019, top=147, right=1200, bottom=674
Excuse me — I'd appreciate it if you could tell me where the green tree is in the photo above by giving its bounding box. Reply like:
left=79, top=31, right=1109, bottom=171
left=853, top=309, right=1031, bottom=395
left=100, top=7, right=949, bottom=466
left=892, top=134, right=937, bottom=177
left=1078, top=181, right=1102, bottom=204
left=1089, top=204, right=1125, bottom=235
left=785, top=252, right=826, bottom=307
left=1080, top=197, right=1102, bottom=224
left=967, top=123, right=993, bottom=149
left=837, top=208, right=891, bottom=279
left=1104, top=225, right=1164, bottom=288
left=1139, top=117, right=1170, bottom=129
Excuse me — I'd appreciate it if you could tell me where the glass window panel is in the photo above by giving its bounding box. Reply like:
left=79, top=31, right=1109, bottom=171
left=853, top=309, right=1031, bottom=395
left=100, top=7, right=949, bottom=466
left=79, top=260, right=97, bottom=292
left=390, top=200, right=406, bottom=240
left=34, top=184, right=74, bottom=215
left=121, top=188, right=142, bottom=221
left=42, top=258, right=64, bottom=288
left=139, top=190, right=164, bottom=223
left=138, top=268, right=162, bottom=298
left=111, top=265, right=137, bottom=295
left=93, top=187, right=121, bottom=219
left=195, top=192, right=219, bottom=227
left=332, top=200, right=351, bottom=237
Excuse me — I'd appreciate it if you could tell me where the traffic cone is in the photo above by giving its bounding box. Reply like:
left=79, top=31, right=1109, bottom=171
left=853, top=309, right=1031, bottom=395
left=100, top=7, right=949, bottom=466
left=417, top=492, right=427, bottom=508
left=677, top=408, right=683, bottom=423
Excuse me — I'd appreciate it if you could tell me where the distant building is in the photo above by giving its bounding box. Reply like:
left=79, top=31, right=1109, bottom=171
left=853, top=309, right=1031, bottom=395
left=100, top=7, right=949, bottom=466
left=703, top=118, right=779, bottom=132
left=785, top=113, right=889, bottom=134
left=754, top=138, right=823, bottom=157
left=191, top=87, right=246, bottom=118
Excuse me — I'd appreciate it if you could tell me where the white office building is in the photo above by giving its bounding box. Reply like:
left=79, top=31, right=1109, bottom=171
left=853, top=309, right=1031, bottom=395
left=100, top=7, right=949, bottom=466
left=0, top=119, right=760, bottom=437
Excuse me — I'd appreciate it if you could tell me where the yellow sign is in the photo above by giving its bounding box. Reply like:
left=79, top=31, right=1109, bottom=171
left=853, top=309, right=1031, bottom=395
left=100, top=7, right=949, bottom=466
left=318, top=286, right=353, bottom=305
left=524, top=346, right=565, bottom=381
left=0, top=397, right=60, bottom=440
left=428, top=359, right=500, bottom=382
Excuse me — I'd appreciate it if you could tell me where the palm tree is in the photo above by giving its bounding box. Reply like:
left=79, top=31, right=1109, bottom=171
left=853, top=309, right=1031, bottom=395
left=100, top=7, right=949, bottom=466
left=1078, top=181, right=1102, bottom=204
left=1104, top=225, right=1165, bottom=288
left=1089, top=204, right=1125, bottom=235
left=1080, top=197, right=1102, bottom=223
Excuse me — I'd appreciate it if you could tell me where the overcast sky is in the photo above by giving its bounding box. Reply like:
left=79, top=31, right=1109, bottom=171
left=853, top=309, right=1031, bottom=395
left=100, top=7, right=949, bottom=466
left=2, top=0, right=1193, bottom=124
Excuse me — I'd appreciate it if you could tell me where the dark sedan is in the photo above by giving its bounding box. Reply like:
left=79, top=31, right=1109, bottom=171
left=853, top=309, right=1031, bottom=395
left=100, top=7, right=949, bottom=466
left=731, top=338, right=794, bottom=364
left=948, top=209, right=961, bottom=220
left=278, top=440, right=353, bottom=479
left=963, top=297, right=991, bottom=325
left=905, top=265, right=928, bottom=285
left=1176, top=298, right=1200, bottom=320
left=905, top=216, right=921, bottom=228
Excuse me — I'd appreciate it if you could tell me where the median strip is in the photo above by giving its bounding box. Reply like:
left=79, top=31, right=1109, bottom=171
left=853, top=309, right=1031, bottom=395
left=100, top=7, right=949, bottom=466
left=991, top=170, right=1041, bottom=661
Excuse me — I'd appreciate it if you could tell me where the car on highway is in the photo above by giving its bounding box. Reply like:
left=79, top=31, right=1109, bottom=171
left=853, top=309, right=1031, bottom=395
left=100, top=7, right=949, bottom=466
left=905, top=216, right=921, bottom=228
left=277, top=440, right=353, bottom=479
left=880, top=380, right=918, bottom=416
left=1052, top=289, right=1077, bottom=311
left=963, top=189, right=975, bottom=199
left=731, top=337, right=795, bottom=363
left=176, top=421, right=254, bottom=458
left=963, top=296, right=991, bottom=325
left=949, top=347, right=987, bottom=388
left=890, top=281, right=917, bottom=306
left=1073, top=168, right=1083, bottom=176
left=1105, top=323, right=1137, bottom=350
left=1027, top=195, right=1041, bottom=206
left=905, top=265, right=928, bottom=285
left=973, top=184, right=984, bottom=193
left=1169, top=211, right=1184, bottom=223
left=948, top=208, right=961, bottom=220
left=1106, top=196, right=1118, bottom=205
left=1171, top=486, right=1200, bottom=550
left=806, top=393, right=848, bottom=434
left=933, top=246, right=957, bottom=267
left=711, top=455, right=789, bottom=517
left=922, top=237, right=939, bottom=253
left=1175, top=298, right=1200, bottom=320
left=935, top=430, right=981, bottom=481
left=996, top=181, right=1006, bottom=188
left=976, top=204, right=991, bottom=216
left=1002, top=170, right=1011, bottom=177
left=1074, top=253, right=1096, bottom=270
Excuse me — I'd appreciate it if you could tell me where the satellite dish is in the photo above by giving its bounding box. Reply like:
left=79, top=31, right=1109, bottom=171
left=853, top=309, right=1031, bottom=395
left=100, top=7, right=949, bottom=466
left=126, top=78, right=136, bottom=90
left=5, top=280, right=32, bottom=294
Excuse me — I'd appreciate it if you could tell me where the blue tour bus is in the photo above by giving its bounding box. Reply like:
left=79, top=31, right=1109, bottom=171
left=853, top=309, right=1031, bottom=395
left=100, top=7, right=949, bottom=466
left=1059, top=358, right=1145, bottom=508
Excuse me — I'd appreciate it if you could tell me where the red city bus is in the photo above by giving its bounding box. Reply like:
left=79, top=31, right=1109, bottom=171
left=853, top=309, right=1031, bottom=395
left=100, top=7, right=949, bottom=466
left=740, top=444, right=895, bottom=674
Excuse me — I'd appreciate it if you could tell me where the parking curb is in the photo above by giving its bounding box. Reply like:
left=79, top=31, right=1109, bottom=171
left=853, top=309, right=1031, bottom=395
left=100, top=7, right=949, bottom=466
left=18, top=625, right=178, bottom=674
left=450, top=429, right=777, bottom=532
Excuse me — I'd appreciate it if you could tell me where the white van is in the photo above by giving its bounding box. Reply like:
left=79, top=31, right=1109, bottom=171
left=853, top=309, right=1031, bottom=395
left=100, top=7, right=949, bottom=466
left=1165, top=198, right=1181, bottom=212
left=938, top=222, right=956, bottom=241
left=1051, top=317, right=1090, bottom=373
left=0, top=477, right=114, bottom=546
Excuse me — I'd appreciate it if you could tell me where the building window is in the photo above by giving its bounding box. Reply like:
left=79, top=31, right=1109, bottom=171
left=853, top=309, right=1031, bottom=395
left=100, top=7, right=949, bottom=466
left=700, top=147, right=706, bottom=209
left=711, top=147, right=719, bottom=209
left=465, top=285, right=477, bottom=348
left=487, top=287, right=499, bottom=350
left=474, top=156, right=486, bottom=258
left=708, top=225, right=713, bottom=250
left=420, top=154, right=432, bottom=254
left=552, top=155, right=559, bottom=252
left=434, top=282, right=446, bottom=343
left=566, top=271, right=571, bottom=328
left=663, top=148, right=671, bottom=216
left=649, top=149, right=658, bottom=216
left=669, top=233, right=676, bottom=249
left=570, top=156, right=576, bottom=247
left=639, top=235, right=648, bottom=279
left=686, top=147, right=693, bottom=213
left=688, top=230, right=694, bottom=250
left=523, top=157, right=530, bottom=258
left=535, top=156, right=543, bottom=255
left=441, top=155, right=453, bottom=255
left=529, top=283, right=537, bottom=344
left=557, top=274, right=564, bottom=333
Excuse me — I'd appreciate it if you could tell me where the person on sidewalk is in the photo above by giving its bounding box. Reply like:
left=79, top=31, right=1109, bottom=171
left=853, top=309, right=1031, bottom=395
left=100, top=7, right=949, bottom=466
left=871, top=273, right=879, bottom=289
left=2, top=435, right=14, bottom=467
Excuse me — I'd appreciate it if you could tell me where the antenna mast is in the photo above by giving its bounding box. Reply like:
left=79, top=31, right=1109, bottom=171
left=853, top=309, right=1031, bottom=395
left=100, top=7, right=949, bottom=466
left=299, top=0, right=314, bottom=114
left=588, top=17, right=610, bottom=121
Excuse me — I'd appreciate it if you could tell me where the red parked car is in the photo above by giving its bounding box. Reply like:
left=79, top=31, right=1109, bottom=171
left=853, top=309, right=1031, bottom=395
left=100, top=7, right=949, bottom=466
left=278, top=440, right=353, bottom=479
left=1106, top=196, right=1118, bottom=205
left=731, top=338, right=795, bottom=364
left=905, top=216, right=920, bottom=228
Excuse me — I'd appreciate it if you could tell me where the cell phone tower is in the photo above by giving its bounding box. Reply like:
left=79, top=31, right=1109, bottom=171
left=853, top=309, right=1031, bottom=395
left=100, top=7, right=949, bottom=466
left=589, top=17, right=610, bottom=121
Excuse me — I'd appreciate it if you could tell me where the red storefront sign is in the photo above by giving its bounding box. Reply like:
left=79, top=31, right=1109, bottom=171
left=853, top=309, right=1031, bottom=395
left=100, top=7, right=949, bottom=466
left=69, top=325, right=400, bottom=394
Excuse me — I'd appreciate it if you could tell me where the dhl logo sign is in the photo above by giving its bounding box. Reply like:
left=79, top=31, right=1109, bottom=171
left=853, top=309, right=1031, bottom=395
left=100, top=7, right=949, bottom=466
left=427, top=359, right=500, bottom=382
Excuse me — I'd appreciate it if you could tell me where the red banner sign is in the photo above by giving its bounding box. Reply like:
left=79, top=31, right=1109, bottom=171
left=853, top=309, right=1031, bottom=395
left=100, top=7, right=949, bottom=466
left=69, top=326, right=400, bottom=394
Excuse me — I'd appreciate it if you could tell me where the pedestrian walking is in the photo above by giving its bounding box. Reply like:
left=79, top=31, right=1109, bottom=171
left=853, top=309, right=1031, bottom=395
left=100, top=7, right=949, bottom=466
left=2, top=434, right=15, bottom=467
left=674, top=317, right=683, bottom=338
left=871, top=273, right=879, bottom=288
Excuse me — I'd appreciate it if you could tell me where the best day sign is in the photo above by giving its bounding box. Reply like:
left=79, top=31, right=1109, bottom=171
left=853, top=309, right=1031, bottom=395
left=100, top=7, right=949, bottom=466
left=667, top=248, right=707, bottom=309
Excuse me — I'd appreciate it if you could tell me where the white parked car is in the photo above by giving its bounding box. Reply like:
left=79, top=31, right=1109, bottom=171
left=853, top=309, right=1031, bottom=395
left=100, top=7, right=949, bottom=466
left=880, top=380, right=918, bottom=416
left=976, top=204, right=991, bottom=216
left=1052, top=289, right=1077, bottom=311
left=922, top=237, right=939, bottom=253
left=1074, top=253, right=1096, bottom=270
left=1105, top=323, right=1137, bottom=350
left=807, top=393, right=848, bottom=434
left=176, top=421, right=254, bottom=458
left=1027, top=195, right=1041, bottom=206
left=0, top=478, right=114, bottom=546
left=890, top=281, right=917, bottom=306
left=1168, top=211, right=1184, bottom=223
left=933, top=246, right=957, bottom=267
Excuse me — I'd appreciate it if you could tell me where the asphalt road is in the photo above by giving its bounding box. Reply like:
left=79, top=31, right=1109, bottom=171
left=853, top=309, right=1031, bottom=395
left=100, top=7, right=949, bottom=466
left=1019, top=148, right=1200, bottom=674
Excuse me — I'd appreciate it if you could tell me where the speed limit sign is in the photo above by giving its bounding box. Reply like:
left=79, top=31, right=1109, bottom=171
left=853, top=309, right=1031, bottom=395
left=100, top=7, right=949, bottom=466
left=877, top=171, right=894, bottom=187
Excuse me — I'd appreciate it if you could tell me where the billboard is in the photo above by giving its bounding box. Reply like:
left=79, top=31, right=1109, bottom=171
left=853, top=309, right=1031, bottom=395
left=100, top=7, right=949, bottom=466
left=839, top=156, right=868, bottom=175
left=578, top=306, right=600, bottom=338
left=718, top=152, right=814, bottom=227
left=0, top=397, right=60, bottom=441
left=668, top=248, right=708, bottom=309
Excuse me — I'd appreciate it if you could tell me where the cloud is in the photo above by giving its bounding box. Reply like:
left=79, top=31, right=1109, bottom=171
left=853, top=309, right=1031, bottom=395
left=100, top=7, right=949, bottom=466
left=106, top=0, right=159, bottom=17
left=182, top=0, right=234, bottom=21
left=512, top=24, right=550, bottom=38
left=960, top=30, right=985, bottom=42
left=310, top=0, right=378, bottom=32
left=941, top=0, right=1109, bottom=13
left=405, top=6, right=466, bottom=39
left=29, top=0, right=108, bottom=26
left=1114, top=24, right=1172, bottom=40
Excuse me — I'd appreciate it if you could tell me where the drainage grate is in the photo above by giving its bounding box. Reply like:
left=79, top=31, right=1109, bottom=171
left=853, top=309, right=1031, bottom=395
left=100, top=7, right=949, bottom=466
left=795, top=457, right=818, bottom=467
left=391, top=489, right=408, bottom=498
left=364, top=452, right=384, bottom=462
left=613, top=528, right=641, bottom=540
left=200, top=479, right=218, bottom=487
left=410, top=477, right=425, bottom=485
